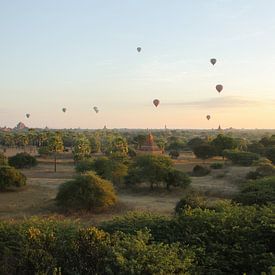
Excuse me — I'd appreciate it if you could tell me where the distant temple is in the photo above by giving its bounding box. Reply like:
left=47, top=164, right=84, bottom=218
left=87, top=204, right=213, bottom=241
left=137, top=132, right=163, bottom=155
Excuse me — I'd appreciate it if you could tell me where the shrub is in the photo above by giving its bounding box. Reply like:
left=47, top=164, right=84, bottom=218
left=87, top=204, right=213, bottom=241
left=193, top=144, right=216, bottom=160
left=0, top=166, right=26, bottom=191
left=38, top=146, right=51, bottom=156
left=234, top=176, right=275, bottom=205
left=165, top=168, right=191, bottom=190
left=8, top=153, right=37, bottom=169
left=101, top=205, right=275, bottom=274
left=175, top=192, right=206, bottom=213
left=75, top=159, right=94, bottom=173
left=0, top=152, right=8, bottom=165
left=192, top=165, right=210, bottom=177
left=246, top=164, right=275, bottom=180
left=169, top=150, right=180, bottom=159
left=56, top=172, right=117, bottom=211
left=0, top=218, right=193, bottom=275
left=223, top=150, right=260, bottom=166
left=265, top=146, right=275, bottom=164
left=210, top=162, right=223, bottom=169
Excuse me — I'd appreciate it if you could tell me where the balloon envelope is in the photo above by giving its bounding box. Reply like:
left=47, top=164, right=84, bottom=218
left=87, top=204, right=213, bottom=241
left=137, top=47, right=142, bottom=52
left=210, top=58, right=217, bottom=65
left=93, top=106, right=99, bottom=113
left=153, top=99, right=160, bottom=107
left=26, top=114, right=30, bottom=118
left=206, top=115, right=211, bottom=120
left=62, top=108, right=67, bottom=113
left=216, top=84, right=223, bottom=93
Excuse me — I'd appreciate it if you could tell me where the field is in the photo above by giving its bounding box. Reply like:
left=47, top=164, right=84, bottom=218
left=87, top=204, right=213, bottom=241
left=0, top=151, right=252, bottom=224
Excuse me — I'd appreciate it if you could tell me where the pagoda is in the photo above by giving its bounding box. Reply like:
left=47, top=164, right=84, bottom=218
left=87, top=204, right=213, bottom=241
left=137, top=132, right=163, bottom=155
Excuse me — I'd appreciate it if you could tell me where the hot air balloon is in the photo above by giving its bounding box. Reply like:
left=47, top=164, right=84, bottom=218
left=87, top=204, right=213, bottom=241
left=153, top=99, right=160, bottom=107
left=26, top=114, right=30, bottom=118
left=62, top=108, right=67, bottom=113
left=206, top=115, right=211, bottom=120
left=93, top=106, right=99, bottom=113
left=137, top=47, right=142, bottom=52
left=216, top=84, right=223, bottom=93
left=210, top=58, right=217, bottom=65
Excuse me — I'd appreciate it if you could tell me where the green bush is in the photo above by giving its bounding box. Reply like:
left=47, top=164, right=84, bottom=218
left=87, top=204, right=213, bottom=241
left=223, top=150, right=260, bottom=166
left=102, top=205, right=275, bottom=274
left=38, top=146, right=50, bottom=156
left=8, top=153, right=37, bottom=169
left=234, top=176, right=275, bottom=205
left=210, top=162, right=223, bottom=169
left=75, top=158, right=94, bottom=173
left=0, top=152, right=8, bottom=165
left=56, top=172, right=117, bottom=211
left=192, top=165, right=210, bottom=177
left=0, top=218, right=193, bottom=275
left=169, top=150, right=180, bottom=159
left=0, top=166, right=26, bottom=191
left=265, top=146, right=275, bottom=164
left=246, top=164, right=275, bottom=180
left=175, top=192, right=206, bottom=213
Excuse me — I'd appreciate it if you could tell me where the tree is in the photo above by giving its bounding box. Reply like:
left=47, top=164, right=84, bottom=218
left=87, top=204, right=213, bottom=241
left=72, top=135, right=91, bottom=161
left=265, top=146, right=275, bottom=164
left=89, top=133, right=101, bottom=153
left=109, top=137, right=128, bottom=156
left=193, top=144, right=216, bottom=160
left=164, top=168, right=191, bottom=190
left=234, top=176, right=275, bottom=205
left=169, top=150, right=180, bottom=159
left=211, top=134, right=236, bottom=156
left=48, top=132, right=64, bottom=172
left=223, top=150, right=260, bottom=166
left=127, top=155, right=173, bottom=189
left=187, top=137, right=205, bottom=150
left=133, top=134, right=147, bottom=149
left=0, top=153, right=8, bottom=166
left=56, top=172, right=117, bottom=211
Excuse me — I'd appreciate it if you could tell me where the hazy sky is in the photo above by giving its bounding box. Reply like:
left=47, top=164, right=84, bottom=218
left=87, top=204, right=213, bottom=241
left=1, top=0, right=275, bottom=129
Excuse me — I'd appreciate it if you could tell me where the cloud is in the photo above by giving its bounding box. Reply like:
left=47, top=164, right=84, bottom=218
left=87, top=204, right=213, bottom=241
left=163, top=96, right=274, bottom=109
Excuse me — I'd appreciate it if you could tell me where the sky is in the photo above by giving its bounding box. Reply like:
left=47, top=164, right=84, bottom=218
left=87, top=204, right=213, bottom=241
left=1, top=0, right=275, bottom=129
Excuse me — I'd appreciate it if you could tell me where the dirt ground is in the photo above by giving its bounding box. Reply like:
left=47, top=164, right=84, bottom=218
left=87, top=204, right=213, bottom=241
left=0, top=153, right=253, bottom=224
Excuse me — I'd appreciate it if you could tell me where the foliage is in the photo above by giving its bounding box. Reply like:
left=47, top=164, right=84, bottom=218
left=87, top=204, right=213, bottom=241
left=192, top=165, right=210, bottom=177
left=56, top=172, right=117, bottom=211
left=187, top=137, right=205, bottom=150
left=0, top=218, right=193, bottom=275
left=169, top=149, right=180, bottom=159
left=38, top=146, right=51, bottom=156
left=210, top=162, right=223, bottom=169
left=75, top=158, right=94, bottom=173
left=126, top=155, right=173, bottom=189
left=265, top=146, right=275, bottom=164
left=175, top=192, right=206, bottom=213
left=0, top=152, right=8, bottom=165
left=91, top=157, right=128, bottom=185
left=247, top=164, right=275, bottom=179
left=165, top=168, right=191, bottom=190
left=102, top=205, right=275, bottom=274
left=72, top=135, right=91, bottom=161
left=211, top=134, right=237, bottom=156
left=8, top=153, right=37, bottom=169
left=0, top=165, right=26, bottom=191
left=193, top=144, right=216, bottom=160
left=223, top=150, right=260, bottom=166
left=234, top=176, right=275, bottom=205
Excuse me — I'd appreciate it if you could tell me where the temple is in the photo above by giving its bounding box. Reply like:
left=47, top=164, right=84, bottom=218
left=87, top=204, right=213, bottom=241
left=137, top=132, right=163, bottom=155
